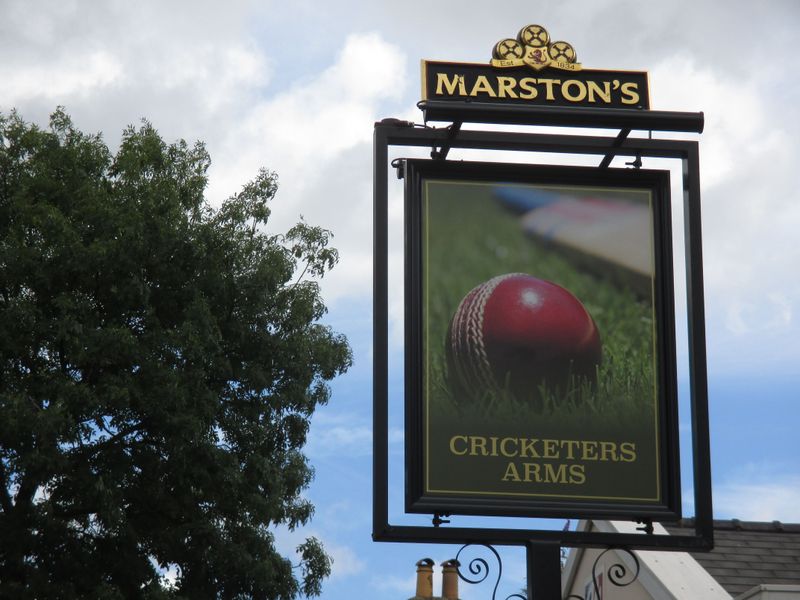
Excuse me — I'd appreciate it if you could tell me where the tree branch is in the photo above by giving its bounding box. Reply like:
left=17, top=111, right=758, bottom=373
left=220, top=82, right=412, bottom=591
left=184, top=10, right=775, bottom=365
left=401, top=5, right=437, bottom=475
left=0, top=459, right=14, bottom=514
left=15, top=472, right=39, bottom=516
left=73, top=423, right=143, bottom=458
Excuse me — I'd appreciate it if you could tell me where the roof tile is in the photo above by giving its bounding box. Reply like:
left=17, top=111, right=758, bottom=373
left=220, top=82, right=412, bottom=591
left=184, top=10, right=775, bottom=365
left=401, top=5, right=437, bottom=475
left=663, top=519, right=800, bottom=596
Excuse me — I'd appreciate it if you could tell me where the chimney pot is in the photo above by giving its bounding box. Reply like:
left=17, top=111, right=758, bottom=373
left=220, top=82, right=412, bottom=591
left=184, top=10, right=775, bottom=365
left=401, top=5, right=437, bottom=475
left=441, top=559, right=460, bottom=600
left=415, top=558, right=434, bottom=598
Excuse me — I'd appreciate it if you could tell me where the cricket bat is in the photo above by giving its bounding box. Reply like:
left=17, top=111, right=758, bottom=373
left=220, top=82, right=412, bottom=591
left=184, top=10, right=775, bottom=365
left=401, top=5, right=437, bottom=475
left=494, top=186, right=654, bottom=297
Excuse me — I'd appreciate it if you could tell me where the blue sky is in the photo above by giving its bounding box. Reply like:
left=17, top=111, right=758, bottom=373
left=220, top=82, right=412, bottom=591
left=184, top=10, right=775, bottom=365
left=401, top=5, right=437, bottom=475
left=2, top=0, right=799, bottom=597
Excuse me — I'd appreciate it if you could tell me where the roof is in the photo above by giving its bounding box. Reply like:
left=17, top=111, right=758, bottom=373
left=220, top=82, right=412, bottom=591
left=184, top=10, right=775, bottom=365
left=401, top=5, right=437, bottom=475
left=562, top=519, right=731, bottom=599
left=664, top=519, right=800, bottom=597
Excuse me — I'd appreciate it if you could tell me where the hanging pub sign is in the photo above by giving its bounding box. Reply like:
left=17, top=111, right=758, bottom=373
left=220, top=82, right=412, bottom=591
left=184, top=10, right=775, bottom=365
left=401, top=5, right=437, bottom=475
left=404, top=158, right=681, bottom=520
left=376, top=17, right=711, bottom=557
left=421, top=24, right=650, bottom=109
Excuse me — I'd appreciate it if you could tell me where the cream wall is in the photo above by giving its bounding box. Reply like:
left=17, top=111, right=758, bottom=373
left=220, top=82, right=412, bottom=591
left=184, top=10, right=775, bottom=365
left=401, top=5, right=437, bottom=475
left=561, top=521, right=731, bottom=600
left=564, top=546, right=653, bottom=600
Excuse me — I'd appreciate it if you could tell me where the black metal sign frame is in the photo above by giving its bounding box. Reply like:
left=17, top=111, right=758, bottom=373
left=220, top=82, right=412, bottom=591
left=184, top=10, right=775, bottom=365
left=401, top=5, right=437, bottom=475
left=373, top=112, right=713, bottom=552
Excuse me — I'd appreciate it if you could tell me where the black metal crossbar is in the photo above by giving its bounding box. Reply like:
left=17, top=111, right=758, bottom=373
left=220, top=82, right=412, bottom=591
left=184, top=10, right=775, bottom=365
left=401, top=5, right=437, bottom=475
left=418, top=100, right=704, bottom=133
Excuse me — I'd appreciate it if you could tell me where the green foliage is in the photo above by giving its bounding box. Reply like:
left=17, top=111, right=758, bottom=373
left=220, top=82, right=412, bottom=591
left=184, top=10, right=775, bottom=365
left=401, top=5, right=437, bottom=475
left=0, top=109, right=352, bottom=599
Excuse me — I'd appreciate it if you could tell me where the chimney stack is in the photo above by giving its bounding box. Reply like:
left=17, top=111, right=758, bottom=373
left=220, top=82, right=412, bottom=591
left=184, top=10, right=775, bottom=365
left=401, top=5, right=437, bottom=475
left=415, top=558, right=434, bottom=599
left=441, top=559, right=460, bottom=600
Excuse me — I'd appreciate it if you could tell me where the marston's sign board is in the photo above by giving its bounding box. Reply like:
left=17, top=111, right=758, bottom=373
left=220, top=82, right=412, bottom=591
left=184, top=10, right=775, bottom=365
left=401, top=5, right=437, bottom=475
left=404, top=159, right=681, bottom=519
left=421, top=24, right=650, bottom=110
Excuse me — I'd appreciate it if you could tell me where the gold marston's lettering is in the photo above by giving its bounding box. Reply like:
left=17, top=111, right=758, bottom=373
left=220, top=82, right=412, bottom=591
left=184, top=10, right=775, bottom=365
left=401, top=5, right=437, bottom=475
left=435, top=73, right=466, bottom=96
left=432, top=73, right=642, bottom=106
left=588, top=80, right=611, bottom=103
left=561, top=79, right=587, bottom=102
left=519, top=77, right=538, bottom=99
left=538, top=78, right=561, bottom=101
left=470, top=75, right=497, bottom=97
left=496, top=76, right=518, bottom=98
left=621, top=82, right=640, bottom=105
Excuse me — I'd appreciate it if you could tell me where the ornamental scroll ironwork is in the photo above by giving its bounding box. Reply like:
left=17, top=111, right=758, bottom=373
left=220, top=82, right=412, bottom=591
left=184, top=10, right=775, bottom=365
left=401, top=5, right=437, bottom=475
left=455, top=544, right=526, bottom=600
left=454, top=543, right=640, bottom=600
left=565, top=547, right=641, bottom=600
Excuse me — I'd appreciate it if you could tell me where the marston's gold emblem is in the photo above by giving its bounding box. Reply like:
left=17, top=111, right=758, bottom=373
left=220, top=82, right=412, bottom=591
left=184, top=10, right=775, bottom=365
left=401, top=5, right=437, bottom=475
left=492, top=24, right=582, bottom=72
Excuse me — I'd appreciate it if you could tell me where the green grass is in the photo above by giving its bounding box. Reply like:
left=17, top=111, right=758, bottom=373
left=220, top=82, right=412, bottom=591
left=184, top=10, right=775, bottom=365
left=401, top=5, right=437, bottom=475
left=423, top=181, right=656, bottom=436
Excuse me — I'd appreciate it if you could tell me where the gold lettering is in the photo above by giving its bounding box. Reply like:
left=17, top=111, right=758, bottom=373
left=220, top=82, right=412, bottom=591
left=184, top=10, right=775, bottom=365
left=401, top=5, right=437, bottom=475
left=561, top=80, right=587, bottom=102
left=600, top=441, right=619, bottom=462
left=523, top=462, right=541, bottom=482
left=518, top=77, right=538, bottom=100
left=587, top=80, right=612, bottom=103
left=542, top=439, right=559, bottom=459
left=496, top=76, right=518, bottom=98
left=470, top=75, right=497, bottom=97
left=561, top=440, right=580, bottom=460
left=435, top=73, right=465, bottom=96
left=544, top=462, right=568, bottom=483
left=502, top=461, right=521, bottom=482
left=451, top=435, right=636, bottom=477
left=620, top=442, right=637, bottom=462
left=537, top=78, right=561, bottom=100
left=519, top=438, right=541, bottom=459
left=621, top=82, right=640, bottom=105
left=449, top=435, right=468, bottom=456
left=470, top=436, right=488, bottom=456
left=500, top=437, right=518, bottom=457
left=581, top=441, right=599, bottom=461
left=569, top=464, right=586, bottom=484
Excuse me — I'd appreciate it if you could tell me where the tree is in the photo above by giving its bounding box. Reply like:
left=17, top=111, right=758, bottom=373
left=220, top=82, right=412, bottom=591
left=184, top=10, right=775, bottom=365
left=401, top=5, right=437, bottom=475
left=0, top=109, right=352, bottom=599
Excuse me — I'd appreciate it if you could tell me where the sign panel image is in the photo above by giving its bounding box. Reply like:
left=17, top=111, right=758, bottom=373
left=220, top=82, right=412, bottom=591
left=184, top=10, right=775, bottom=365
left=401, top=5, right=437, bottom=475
left=404, top=160, right=680, bottom=520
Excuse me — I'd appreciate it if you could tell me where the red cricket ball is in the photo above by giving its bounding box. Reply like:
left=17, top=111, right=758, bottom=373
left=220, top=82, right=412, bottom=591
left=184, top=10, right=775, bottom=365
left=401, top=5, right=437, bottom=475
left=446, top=273, right=601, bottom=405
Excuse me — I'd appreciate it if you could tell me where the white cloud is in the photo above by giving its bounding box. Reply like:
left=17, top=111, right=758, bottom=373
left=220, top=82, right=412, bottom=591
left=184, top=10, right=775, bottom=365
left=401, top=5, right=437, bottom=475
left=147, top=41, right=270, bottom=110
left=645, top=51, right=800, bottom=375
left=273, top=525, right=365, bottom=581
left=371, top=572, right=418, bottom=595
left=308, top=420, right=371, bottom=458
left=725, top=293, right=793, bottom=336
left=714, top=475, right=800, bottom=522
left=650, top=54, right=791, bottom=189
left=684, top=467, right=800, bottom=522
left=326, top=542, right=366, bottom=579
left=0, top=51, right=124, bottom=104
left=0, top=0, right=272, bottom=155
left=207, top=32, right=407, bottom=198
left=307, top=411, right=403, bottom=459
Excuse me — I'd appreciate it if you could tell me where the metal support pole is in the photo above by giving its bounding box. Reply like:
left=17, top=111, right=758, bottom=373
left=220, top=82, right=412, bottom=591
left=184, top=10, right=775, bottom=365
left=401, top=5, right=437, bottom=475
left=598, top=128, right=631, bottom=168
left=526, top=541, right=563, bottom=600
